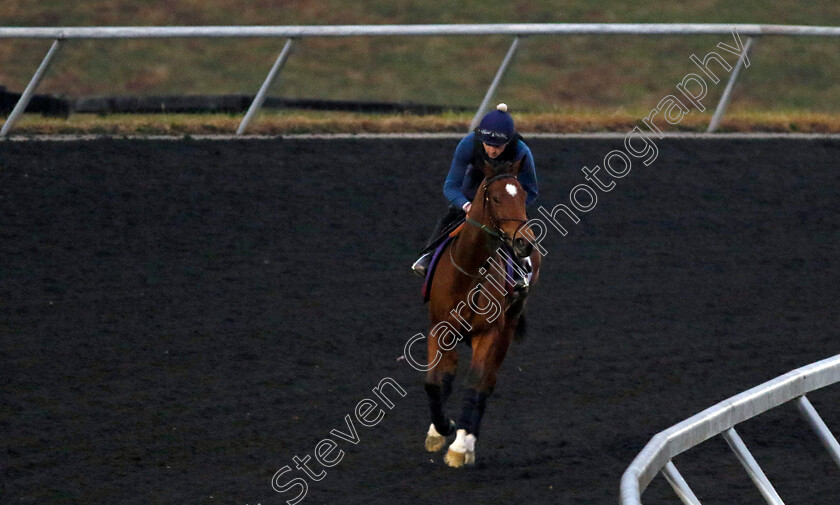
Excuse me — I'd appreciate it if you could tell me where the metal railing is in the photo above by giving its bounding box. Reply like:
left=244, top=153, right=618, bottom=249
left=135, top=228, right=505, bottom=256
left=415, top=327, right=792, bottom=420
left=1, top=23, right=839, bottom=136
left=620, top=354, right=840, bottom=505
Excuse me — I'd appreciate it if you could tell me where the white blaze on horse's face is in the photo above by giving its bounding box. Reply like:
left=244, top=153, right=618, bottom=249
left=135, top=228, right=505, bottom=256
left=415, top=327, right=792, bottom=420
left=505, top=184, right=517, bottom=197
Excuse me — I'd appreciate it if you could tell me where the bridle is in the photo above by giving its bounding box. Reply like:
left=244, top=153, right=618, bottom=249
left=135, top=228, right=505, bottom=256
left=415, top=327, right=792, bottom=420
left=449, top=173, right=529, bottom=280
left=466, top=173, right=529, bottom=243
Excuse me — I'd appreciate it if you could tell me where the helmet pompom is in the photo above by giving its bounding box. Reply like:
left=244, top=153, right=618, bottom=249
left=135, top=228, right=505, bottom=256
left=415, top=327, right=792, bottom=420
left=476, top=105, right=515, bottom=146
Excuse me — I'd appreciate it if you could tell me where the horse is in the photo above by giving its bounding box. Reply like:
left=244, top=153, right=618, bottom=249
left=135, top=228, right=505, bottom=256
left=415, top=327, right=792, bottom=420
left=422, top=159, right=542, bottom=468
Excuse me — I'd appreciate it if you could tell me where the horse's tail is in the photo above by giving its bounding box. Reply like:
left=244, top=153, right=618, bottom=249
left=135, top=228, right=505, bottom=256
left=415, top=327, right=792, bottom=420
left=513, top=313, right=527, bottom=342
left=507, top=292, right=528, bottom=342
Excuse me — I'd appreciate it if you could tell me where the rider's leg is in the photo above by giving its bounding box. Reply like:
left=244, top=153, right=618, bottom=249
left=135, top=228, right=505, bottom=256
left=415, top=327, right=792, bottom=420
left=491, top=246, right=532, bottom=291
left=411, top=205, right=465, bottom=277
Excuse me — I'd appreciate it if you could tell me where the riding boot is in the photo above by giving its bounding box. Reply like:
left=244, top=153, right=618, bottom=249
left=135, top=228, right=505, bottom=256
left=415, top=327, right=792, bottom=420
left=411, top=205, right=465, bottom=277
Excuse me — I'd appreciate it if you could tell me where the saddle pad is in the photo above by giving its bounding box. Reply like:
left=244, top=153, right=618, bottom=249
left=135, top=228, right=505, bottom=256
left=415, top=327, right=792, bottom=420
left=421, top=236, right=454, bottom=302
left=422, top=239, right=516, bottom=303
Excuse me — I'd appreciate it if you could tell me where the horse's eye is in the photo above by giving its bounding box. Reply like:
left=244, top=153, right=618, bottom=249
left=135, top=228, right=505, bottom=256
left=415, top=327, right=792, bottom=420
left=492, top=196, right=501, bottom=204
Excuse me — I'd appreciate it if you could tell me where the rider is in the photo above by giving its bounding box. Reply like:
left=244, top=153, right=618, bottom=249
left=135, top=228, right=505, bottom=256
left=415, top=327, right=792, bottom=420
left=411, top=103, right=538, bottom=286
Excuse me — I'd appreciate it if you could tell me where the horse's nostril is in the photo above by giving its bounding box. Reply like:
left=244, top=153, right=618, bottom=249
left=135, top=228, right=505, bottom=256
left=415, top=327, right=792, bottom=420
left=513, top=238, right=533, bottom=258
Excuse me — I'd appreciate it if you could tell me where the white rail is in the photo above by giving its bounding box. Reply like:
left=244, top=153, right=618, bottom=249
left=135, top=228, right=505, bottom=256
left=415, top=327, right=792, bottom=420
left=1, top=23, right=839, bottom=135
left=620, top=354, right=840, bottom=505
left=1, top=24, right=840, bottom=38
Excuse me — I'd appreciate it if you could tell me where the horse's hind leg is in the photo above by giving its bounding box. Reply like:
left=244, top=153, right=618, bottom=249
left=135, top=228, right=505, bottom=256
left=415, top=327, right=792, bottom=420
left=424, top=349, right=458, bottom=452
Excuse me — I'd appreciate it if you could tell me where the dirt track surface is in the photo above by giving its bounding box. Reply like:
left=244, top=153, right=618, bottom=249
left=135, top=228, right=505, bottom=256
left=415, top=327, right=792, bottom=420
left=3, top=137, right=840, bottom=505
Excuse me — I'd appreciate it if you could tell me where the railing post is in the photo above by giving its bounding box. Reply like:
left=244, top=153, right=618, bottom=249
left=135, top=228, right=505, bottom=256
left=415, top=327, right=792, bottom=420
left=721, top=427, right=784, bottom=505
left=1, top=39, right=63, bottom=137
left=706, top=37, right=754, bottom=133
left=795, top=395, right=840, bottom=469
left=237, top=38, right=296, bottom=135
left=469, top=36, right=521, bottom=131
left=661, top=461, right=702, bottom=505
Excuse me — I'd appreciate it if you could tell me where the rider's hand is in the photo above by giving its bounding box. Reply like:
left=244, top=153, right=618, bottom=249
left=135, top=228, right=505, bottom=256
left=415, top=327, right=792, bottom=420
left=462, top=202, right=471, bottom=214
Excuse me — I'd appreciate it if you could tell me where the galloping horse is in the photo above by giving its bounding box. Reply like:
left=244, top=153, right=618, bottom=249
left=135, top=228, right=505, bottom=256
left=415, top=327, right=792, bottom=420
left=423, top=159, right=541, bottom=467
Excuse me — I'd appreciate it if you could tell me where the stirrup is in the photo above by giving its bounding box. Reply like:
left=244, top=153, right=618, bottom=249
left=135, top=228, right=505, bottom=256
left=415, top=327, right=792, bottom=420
left=412, top=252, right=432, bottom=278
left=514, top=256, right=532, bottom=291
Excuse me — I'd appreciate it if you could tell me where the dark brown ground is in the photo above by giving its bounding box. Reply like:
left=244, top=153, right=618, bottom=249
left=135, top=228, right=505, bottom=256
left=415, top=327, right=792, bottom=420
left=2, top=137, right=840, bottom=505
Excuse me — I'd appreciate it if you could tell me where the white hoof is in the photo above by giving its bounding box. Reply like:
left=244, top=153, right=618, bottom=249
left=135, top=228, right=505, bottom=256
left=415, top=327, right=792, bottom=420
left=444, top=447, right=466, bottom=467
left=425, top=423, right=446, bottom=452
left=444, top=429, right=476, bottom=468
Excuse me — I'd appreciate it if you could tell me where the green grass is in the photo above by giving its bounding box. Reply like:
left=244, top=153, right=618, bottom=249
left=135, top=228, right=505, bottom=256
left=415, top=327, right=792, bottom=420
left=10, top=109, right=840, bottom=135
left=1, top=1, right=840, bottom=116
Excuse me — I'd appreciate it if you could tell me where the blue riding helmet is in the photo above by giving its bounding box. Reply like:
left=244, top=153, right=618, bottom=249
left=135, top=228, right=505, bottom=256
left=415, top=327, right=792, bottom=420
left=475, top=103, right=515, bottom=146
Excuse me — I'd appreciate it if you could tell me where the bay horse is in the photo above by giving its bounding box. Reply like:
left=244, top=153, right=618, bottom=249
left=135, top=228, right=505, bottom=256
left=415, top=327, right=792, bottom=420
left=423, top=159, right=542, bottom=467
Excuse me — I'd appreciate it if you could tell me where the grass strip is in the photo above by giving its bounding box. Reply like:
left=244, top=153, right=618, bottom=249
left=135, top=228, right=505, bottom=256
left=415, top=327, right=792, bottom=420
left=7, top=109, right=840, bottom=135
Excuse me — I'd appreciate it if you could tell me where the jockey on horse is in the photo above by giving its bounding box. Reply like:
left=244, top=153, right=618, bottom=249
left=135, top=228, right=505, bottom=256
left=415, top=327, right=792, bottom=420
left=411, top=103, right=538, bottom=289
left=412, top=104, right=542, bottom=467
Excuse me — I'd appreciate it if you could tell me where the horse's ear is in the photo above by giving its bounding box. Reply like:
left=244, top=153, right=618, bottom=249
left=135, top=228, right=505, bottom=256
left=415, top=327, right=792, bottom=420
left=509, top=159, right=523, bottom=177
left=481, top=161, right=496, bottom=179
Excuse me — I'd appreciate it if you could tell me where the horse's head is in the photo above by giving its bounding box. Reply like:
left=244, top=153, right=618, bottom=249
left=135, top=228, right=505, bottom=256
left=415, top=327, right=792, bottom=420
left=474, top=160, right=533, bottom=259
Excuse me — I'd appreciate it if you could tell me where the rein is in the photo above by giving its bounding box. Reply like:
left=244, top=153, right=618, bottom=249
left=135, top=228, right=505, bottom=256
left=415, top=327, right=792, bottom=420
left=447, top=237, right=484, bottom=280
left=465, top=217, right=501, bottom=238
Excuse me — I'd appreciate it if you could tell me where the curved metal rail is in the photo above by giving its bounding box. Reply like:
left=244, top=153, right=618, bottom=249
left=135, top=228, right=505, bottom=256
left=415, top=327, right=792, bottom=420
left=621, top=354, right=840, bottom=505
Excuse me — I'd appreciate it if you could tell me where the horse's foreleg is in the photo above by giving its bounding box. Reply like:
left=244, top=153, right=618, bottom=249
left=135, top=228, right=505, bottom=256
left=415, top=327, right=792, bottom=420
left=445, top=330, right=510, bottom=467
left=424, top=346, right=458, bottom=452
left=443, top=387, right=491, bottom=467
left=457, top=378, right=495, bottom=439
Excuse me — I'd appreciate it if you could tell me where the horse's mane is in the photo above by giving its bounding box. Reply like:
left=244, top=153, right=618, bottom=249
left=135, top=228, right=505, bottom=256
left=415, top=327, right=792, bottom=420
left=487, top=160, right=516, bottom=177
left=482, top=157, right=522, bottom=179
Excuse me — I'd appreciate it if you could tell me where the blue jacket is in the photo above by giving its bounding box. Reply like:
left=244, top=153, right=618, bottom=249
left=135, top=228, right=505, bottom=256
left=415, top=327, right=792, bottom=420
left=443, top=132, right=538, bottom=209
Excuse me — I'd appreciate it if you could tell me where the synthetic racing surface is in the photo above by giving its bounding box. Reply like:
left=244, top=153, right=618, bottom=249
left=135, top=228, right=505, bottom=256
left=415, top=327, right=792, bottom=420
left=3, top=136, right=840, bottom=504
